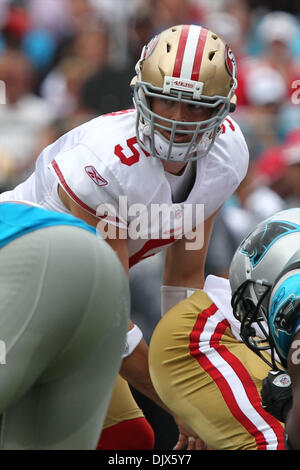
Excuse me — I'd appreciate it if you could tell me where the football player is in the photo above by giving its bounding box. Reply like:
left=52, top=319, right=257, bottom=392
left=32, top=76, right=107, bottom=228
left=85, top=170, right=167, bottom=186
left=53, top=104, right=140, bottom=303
left=0, top=201, right=129, bottom=449
left=229, top=207, right=300, bottom=450
left=149, top=270, right=285, bottom=450
left=0, top=24, right=250, bottom=449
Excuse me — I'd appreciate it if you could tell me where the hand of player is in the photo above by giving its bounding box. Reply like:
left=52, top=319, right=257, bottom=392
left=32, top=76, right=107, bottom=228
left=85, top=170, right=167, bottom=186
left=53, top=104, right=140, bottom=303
left=261, top=370, right=293, bottom=422
left=172, top=416, right=210, bottom=450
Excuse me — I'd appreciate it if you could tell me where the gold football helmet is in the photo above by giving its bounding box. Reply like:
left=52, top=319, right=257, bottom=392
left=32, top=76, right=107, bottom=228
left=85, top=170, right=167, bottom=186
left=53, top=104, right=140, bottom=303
left=132, top=24, right=237, bottom=162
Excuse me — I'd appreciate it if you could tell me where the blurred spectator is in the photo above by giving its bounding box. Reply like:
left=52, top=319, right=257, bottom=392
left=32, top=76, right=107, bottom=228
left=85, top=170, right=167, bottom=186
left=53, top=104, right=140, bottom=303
left=203, top=7, right=253, bottom=107
left=81, top=61, right=134, bottom=116
left=41, top=20, right=109, bottom=119
left=234, top=10, right=300, bottom=108
left=88, top=0, right=147, bottom=70
left=22, top=28, right=57, bottom=73
left=206, top=160, right=286, bottom=277
left=223, top=0, right=253, bottom=41
left=235, top=65, right=287, bottom=158
left=81, top=4, right=155, bottom=116
left=149, top=0, right=205, bottom=33
left=280, top=137, right=300, bottom=206
left=203, top=1, right=257, bottom=108
left=28, top=0, right=96, bottom=38
left=1, top=1, right=110, bottom=77
left=247, top=0, right=300, bottom=14
left=0, top=1, right=59, bottom=80
left=71, top=20, right=109, bottom=72
left=2, top=0, right=31, bottom=47
left=204, top=11, right=245, bottom=53
left=67, top=0, right=97, bottom=31
left=89, top=0, right=144, bottom=24
left=255, top=145, right=287, bottom=189
left=127, top=5, right=156, bottom=69
left=245, top=66, right=287, bottom=107
left=0, top=1, right=10, bottom=29
left=0, top=48, right=54, bottom=185
left=253, top=11, right=300, bottom=97
left=27, top=0, right=70, bottom=38
left=285, top=126, right=300, bottom=145
left=255, top=127, right=300, bottom=207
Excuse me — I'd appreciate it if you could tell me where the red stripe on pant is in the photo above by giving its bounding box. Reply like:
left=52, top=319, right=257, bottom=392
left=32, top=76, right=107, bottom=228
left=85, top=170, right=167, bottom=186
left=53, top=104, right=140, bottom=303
left=189, top=305, right=284, bottom=449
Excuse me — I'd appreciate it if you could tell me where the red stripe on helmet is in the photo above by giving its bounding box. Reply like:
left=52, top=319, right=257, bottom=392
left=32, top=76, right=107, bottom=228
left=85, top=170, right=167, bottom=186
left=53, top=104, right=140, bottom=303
left=191, top=27, right=208, bottom=81
left=173, top=25, right=190, bottom=78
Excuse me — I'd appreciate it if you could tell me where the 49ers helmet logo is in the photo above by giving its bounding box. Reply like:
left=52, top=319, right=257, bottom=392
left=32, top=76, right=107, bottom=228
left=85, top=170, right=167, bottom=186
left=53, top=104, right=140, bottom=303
left=225, top=45, right=236, bottom=77
left=142, top=35, right=159, bottom=60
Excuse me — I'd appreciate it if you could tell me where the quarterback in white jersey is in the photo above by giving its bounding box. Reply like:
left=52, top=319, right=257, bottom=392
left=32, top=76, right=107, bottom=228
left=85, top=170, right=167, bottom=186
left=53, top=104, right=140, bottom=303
left=1, top=24, right=281, bottom=450
left=3, top=108, right=247, bottom=266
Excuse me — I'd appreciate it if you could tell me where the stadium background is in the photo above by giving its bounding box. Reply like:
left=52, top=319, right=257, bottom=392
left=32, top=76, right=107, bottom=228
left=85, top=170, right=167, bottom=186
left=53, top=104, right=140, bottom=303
left=1, top=0, right=300, bottom=449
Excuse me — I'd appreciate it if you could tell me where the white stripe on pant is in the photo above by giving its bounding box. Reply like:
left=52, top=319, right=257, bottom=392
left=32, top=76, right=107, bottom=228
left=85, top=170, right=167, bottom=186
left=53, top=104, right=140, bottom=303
left=197, top=307, right=280, bottom=449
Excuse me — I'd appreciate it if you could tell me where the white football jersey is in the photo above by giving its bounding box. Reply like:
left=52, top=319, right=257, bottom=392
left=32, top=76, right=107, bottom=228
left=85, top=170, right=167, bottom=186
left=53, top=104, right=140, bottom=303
left=202, top=275, right=243, bottom=341
left=0, top=109, right=249, bottom=267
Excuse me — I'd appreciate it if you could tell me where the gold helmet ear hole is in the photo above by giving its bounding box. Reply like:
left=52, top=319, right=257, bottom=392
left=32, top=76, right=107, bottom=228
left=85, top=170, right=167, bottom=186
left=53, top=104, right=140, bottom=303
left=209, top=51, right=216, bottom=61
left=166, top=43, right=171, bottom=53
left=212, top=34, right=218, bottom=40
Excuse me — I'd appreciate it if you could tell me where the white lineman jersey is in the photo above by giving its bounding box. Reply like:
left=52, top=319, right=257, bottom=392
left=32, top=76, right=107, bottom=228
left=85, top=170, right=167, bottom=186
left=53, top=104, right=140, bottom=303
left=203, top=275, right=244, bottom=342
left=0, top=109, right=249, bottom=267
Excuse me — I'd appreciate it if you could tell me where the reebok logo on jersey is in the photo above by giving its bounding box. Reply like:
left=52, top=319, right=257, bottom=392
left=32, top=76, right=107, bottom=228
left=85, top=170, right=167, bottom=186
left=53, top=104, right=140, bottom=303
left=85, top=166, right=108, bottom=186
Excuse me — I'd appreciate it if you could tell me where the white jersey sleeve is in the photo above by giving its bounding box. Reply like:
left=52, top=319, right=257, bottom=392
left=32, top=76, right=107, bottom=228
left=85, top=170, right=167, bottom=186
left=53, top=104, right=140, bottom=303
left=48, top=143, right=127, bottom=228
left=196, top=117, right=249, bottom=219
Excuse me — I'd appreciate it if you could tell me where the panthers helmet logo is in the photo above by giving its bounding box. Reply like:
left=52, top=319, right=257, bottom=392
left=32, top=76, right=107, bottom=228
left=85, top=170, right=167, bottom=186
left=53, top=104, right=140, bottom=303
left=241, top=221, right=300, bottom=267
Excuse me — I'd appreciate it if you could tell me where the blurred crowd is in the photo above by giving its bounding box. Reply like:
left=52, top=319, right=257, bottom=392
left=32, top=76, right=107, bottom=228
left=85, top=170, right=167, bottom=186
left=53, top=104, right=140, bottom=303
left=0, top=0, right=300, bottom=296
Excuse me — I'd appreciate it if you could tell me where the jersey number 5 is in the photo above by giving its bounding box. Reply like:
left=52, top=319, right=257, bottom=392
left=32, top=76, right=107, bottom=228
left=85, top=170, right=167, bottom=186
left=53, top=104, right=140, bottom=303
left=114, top=137, right=149, bottom=166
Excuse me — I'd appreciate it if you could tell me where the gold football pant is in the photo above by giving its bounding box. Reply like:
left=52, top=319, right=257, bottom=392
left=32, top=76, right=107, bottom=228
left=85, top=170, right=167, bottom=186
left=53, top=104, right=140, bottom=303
left=102, top=375, right=144, bottom=429
left=148, top=290, right=285, bottom=450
